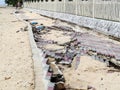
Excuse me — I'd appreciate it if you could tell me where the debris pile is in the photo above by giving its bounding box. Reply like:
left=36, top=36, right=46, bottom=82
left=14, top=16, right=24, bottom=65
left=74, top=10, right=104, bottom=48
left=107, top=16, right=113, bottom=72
left=30, top=21, right=120, bottom=90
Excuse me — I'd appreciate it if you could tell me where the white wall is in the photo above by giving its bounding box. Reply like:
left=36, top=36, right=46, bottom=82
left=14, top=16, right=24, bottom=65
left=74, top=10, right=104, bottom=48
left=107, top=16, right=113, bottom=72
left=24, top=0, right=120, bottom=22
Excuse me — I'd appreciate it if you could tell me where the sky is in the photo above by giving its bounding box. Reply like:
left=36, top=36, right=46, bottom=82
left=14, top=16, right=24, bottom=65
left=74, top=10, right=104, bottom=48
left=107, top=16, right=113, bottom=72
left=0, top=0, right=5, bottom=5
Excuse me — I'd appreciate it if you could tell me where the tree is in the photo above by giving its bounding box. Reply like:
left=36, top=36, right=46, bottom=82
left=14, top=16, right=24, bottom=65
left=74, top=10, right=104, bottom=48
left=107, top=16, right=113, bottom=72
left=5, top=0, right=23, bottom=6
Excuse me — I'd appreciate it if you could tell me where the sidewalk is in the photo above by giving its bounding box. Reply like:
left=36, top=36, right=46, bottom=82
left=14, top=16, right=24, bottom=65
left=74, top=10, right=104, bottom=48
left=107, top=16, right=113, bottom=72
left=0, top=7, right=34, bottom=90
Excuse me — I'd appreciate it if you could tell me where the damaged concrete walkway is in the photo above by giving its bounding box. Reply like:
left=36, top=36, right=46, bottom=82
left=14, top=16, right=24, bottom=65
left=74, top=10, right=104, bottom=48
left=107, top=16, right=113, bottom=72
left=0, top=7, right=34, bottom=90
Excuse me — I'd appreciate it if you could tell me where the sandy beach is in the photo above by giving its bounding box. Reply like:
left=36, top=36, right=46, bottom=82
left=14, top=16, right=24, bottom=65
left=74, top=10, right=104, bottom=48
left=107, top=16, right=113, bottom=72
left=0, top=7, right=34, bottom=90
left=0, top=7, right=120, bottom=90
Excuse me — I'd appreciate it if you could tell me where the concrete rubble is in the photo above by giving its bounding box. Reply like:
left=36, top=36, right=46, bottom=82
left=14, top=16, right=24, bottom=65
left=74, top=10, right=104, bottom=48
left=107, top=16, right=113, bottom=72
left=30, top=21, right=120, bottom=90
left=29, top=9, right=120, bottom=39
left=14, top=9, right=120, bottom=90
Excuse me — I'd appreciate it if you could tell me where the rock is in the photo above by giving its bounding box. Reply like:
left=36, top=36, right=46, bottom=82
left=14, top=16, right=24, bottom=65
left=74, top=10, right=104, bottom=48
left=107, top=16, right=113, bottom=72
left=51, top=74, right=65, bottom=83
left=54, top=81, right=65, bottom=90
left=20, top=41, right=24, bottom=43
left=15, top=11, right=19, bottom=13
left=101, top=78, right=103, bottom=80
left=46, top=57, right=56, bottom=64
left=16, top=30, right=20, bottom=33
left=5, top=77, right=11, bottom=80
left=29, top=82, right=34, bottom=86
left=87, top=85, right=96, bottom=90
left=24, top=26, right=28, bottom=31
left=49, top=62, right=63, bottom=75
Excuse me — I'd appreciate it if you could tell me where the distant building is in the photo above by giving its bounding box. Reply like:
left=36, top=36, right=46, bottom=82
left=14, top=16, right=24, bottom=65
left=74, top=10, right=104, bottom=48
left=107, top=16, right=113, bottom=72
left=0, top=0, right=6, bottom=7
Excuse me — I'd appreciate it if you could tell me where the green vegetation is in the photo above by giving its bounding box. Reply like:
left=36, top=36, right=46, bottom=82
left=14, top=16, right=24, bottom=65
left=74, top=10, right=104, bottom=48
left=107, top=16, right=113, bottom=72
left=5, top=0, right=23, bottom=6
